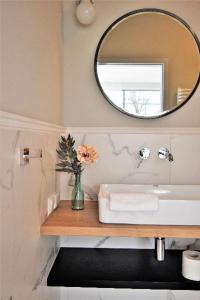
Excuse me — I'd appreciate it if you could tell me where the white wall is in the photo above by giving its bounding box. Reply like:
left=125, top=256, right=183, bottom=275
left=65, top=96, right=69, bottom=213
left=1, top=1, right=63, bottom=125
left=0, top=114, right=62, bottom=300
left=62, top=3, right=200, bottom=298
left=63, top=0, right=200, bottom=127
left=0, top=1, right=63, bottom=299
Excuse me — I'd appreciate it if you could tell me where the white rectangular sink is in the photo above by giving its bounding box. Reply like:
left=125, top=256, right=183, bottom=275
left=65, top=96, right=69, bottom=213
left=98, top=184, right=200, bottom=225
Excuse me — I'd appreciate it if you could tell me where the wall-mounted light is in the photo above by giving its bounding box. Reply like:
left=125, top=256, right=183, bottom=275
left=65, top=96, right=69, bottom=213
left=75, top=0, right=96, bottom=25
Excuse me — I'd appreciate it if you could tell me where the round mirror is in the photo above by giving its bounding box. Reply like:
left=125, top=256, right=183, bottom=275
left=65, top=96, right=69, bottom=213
left=94, top=9, right=200, bottom=119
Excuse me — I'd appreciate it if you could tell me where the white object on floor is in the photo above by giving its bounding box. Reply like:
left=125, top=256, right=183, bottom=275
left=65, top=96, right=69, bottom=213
left=182, top=250, right=200, bottom=281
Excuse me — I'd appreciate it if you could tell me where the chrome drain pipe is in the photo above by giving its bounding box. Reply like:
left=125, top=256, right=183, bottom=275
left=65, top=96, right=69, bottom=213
left=155, top=237, right=165, bottom=261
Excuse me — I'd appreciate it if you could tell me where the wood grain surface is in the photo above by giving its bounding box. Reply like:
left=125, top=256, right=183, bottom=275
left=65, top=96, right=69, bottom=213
left=40, top=201, right=200, bottom=238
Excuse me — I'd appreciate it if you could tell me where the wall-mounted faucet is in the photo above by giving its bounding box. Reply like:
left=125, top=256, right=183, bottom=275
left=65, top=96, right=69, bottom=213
left=158, top=147, right=174, bottom=162
left=137, top=147, right=150, bottom=168
left=137, top=147, right=173, bottom=168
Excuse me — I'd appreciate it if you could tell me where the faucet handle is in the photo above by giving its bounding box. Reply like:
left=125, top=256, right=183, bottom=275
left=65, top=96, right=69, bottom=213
left=137, top=147, right=150, bottom=168
left=158, top=147, right=173, bottom=162
left=139, top=147, right=150, bottom=160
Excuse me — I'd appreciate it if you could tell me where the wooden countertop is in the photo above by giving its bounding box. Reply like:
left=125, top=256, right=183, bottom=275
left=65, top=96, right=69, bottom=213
left=40, top=200, right=200, bottom=238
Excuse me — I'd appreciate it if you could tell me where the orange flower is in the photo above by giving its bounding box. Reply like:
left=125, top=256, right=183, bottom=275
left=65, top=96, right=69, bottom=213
left=77, top=145, right=98, bottom=164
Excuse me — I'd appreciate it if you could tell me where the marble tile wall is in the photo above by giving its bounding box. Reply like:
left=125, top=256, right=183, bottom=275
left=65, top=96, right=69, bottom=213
left=60, top=288, right=200, bottom=300
left=1, top=125, right=200, bottom=300
left=60, top=131, right=200, bottom=300
left=0, top=123, right=61, bottom=300
left=60, top=132, right=200, bottom=201
left=60, top=132, right=200, bottom=250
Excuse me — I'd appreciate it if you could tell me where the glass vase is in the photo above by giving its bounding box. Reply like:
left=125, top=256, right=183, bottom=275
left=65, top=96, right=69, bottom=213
left=72, top=173, right=84, bottom=210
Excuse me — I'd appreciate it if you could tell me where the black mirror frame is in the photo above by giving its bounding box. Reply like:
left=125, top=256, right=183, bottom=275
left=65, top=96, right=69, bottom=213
left=94, top=8, right=200, bottom=119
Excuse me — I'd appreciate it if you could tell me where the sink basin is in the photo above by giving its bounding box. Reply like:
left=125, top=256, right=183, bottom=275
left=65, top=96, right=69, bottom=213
left=98, top=184, right=200, bottom=225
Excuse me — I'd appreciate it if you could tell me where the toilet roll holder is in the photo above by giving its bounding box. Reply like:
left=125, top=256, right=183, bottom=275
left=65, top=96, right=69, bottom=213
left=20, top=148, right=42, bottom=165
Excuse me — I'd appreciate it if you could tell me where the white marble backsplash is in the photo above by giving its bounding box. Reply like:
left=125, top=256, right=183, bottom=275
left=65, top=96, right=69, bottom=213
left=61, top=236, right=200, bottom=251
left=0, top=119, right=62, bottom=300
left=60, top=132, right=200, bottom=200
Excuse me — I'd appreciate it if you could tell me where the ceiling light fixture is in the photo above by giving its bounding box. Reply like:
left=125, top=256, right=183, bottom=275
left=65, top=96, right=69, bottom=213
left=75, top=0, right=96, bottom=25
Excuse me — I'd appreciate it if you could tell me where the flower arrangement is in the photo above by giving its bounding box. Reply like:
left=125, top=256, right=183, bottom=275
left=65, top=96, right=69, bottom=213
left=56, top=134, right=98, bottom=210
left=56, top=134, right=98, bottom=174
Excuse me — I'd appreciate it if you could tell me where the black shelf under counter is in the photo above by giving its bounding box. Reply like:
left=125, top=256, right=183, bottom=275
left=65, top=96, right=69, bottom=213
left=47, top=248, right=200, bottom=290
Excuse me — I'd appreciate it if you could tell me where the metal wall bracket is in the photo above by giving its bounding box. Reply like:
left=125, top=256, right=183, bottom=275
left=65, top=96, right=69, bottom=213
left=20, top=148, right=42, bottom=165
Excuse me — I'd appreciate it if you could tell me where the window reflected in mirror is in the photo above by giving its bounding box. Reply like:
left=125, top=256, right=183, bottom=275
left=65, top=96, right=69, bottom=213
left=97, top=63, right=164, bottom=116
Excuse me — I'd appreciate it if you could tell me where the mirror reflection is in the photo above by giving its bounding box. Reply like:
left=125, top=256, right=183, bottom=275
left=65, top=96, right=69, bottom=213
left=95, top=10, right=200, bottom=118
